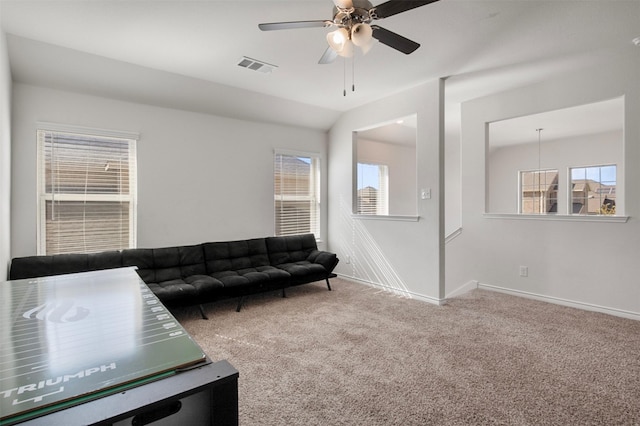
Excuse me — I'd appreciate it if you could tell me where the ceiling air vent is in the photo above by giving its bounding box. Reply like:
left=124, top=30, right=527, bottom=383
left=237, top=56, right=277, bottom=74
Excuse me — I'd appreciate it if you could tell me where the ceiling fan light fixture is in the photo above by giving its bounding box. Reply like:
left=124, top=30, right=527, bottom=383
left=260, top=0, right=438, bottom=69
left=327, top=27, right=350, bottom=53
left=332, top=0, right=354, bottom=9
left=337, top=39, right=354, bottom=57
left=351, top=23, right=374, bottom=54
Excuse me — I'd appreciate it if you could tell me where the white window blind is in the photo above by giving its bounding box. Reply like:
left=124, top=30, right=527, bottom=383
left=37, top=127, right=137, bottom=255
left=274, top=152, right=320, bottom=238
left=356, top=163, right=389, bottom=215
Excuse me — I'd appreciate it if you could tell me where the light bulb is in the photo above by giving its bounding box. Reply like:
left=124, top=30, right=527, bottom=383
left=327, top=28, right=349, bottom=53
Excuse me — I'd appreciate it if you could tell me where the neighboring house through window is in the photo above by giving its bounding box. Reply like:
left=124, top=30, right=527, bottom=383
left=37, top=124, right=138, bottom=255
left=570, top=165, right=616, bottom=215
left=274, top=151, right=320, bottom=238
left=356, top=162, right=389, bottom=215
left=520, top=169, right=558, bottom=214
left=518, top=166, right=617, bottom=215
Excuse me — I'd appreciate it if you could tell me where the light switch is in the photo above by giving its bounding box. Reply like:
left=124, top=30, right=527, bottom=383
left=421, top=188, right=431, bottom=200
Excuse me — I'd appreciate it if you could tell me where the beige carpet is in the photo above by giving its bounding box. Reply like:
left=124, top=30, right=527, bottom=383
left=173, top=278, right=640, bottom=425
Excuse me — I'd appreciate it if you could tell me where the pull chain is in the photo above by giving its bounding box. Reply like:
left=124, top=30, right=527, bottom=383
left=352, top=53, right=355, bottom=92
left=341, top=54, right=357, bottom=96
left=343, top=57, right=346, bottom=96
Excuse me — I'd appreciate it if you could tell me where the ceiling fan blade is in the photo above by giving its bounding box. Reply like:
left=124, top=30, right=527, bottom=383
left=318, top=47, right=338, bottom=64
left=258, top=21, right=331, bottom=31
left=333, top=0, right=354, bottom=8
left=371, top=25, right=420, bottom=54
left=372, top=0, right=439, bottom=19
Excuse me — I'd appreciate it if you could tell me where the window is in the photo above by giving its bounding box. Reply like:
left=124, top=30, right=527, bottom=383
left=274, top=152, right=320, bottom=237
left=37, top=126, right=138, bottom=255
left=356, top=163, right=389, bottom=215
left=570, top=165, right=616, bottom=215
left=520, top=169, right=558, bottom=214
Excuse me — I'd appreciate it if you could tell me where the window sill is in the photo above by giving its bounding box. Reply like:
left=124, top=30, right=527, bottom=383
left=483, top=213, right=629, bottom=223
left=352, top=214, right=420, bottom=222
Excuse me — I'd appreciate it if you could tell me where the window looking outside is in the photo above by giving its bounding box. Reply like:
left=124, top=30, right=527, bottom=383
left=356, top=163, right=389, bottom=215
left=274, top=152, right=320, bottom=237
left=520, top=170, right=559, bottom=214
left=37, top=128, right=137, bottom=255
left=570, top=165, right=616, bottom=215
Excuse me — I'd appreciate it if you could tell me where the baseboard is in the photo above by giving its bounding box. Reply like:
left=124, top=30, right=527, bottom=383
left=445, top=280, right=478, bottom=299
left=336, top=274, right=446, bottom=306
left=478, top=283, right=640, bottom=321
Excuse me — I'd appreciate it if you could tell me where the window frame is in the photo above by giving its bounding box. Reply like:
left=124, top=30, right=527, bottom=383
left=569, top=164, right=617, bottom=216
left=273, top=150, right=321, bottom=239
left=518, top=168, right=559, bottom=215
left=36, top=123, right=138, bottom=255
left=488, top=162, right=627, bottom=222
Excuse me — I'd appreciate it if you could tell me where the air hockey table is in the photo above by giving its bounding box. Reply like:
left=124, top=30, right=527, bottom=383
left=0, top=267, right=238, bottom=425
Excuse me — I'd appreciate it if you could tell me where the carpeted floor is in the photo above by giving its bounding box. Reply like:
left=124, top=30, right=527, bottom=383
left=173, top=278, right=640, bottom=425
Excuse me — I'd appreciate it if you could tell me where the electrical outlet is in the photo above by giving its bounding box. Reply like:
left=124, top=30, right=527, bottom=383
left=519, top=266, right=528, bottom=277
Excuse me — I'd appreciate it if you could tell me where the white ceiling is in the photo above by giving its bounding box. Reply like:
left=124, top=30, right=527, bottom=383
left=489, top=97, right=624, bottom=149
left=1, top=0, right=639, bottom=131
left=357, top=114, right=417, bottom=146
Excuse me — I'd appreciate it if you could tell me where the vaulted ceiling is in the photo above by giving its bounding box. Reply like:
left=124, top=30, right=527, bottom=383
left=1, top=0, right=638, bottom=131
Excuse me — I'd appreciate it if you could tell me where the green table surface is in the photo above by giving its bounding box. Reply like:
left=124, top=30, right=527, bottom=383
left=0, top=267, right=206, bottom=424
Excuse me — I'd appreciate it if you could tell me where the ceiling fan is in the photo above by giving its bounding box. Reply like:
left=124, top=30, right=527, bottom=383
left=258, top=0, right=440, bottom=64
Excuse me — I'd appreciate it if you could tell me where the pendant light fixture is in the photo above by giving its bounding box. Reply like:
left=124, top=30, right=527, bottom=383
left=536, top=128, right=543, bottom=172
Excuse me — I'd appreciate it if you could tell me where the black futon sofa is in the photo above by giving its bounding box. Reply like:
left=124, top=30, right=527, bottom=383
left=9, top=234, right=339, bottom=318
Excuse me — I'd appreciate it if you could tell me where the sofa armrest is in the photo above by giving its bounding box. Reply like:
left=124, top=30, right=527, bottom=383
left=307, top=250, right=339, bottom=274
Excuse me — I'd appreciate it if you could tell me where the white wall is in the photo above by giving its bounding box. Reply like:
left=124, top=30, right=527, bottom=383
left=444, top=128, right=461, bottom=236
left=0, top=29, right=11, bottom=279
left=328, top=80, right=445, bottom=302
left=11, top=83, right=328, bottom=258
left=446, top=53, right=640, bottom=317
left=488, top=130, right=623, bottom=214
left=356, top=138, right=417, bottom=216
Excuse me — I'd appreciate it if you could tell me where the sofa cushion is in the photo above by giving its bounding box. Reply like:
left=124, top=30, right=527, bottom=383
left=306, top=250, right=339, bottom=274
left=10, top=255, right=62, bottom=280
left=273, top=261, right=329, bottom=284
left=146, top=280, right=198, bottom=305
left=203, top=238, right=271, bottom=272
left=8, top=252, right=121, bottom=280
left=121, top=245, right=223, bottom=304
left=185, top=274, right=225, bottom=305
left=204, top=239, right=290, bottom=294
left=265, top=235, right=337, bottom=285
left=146, top=274, right=223, bottom=306
left=152, top=246, right=204, bottom=282
left=178, top=245, right=208, bottom=277
left=87, top=250, right=123, bottom=271
left=12, top=250, right=124, bottom=279
left=122, top=248, right=155, bottom=283
left=265, top=234, right=317, bottom=265
left=209, top=266, right=290, bottom=289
